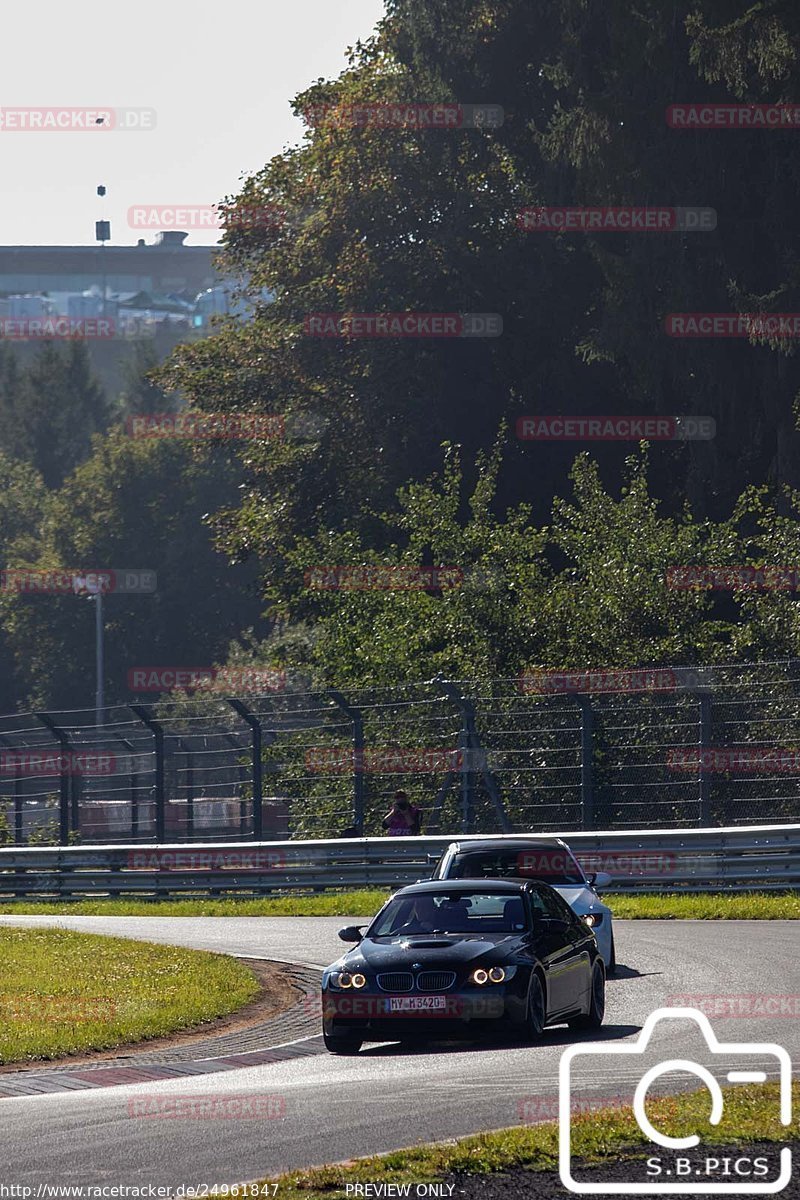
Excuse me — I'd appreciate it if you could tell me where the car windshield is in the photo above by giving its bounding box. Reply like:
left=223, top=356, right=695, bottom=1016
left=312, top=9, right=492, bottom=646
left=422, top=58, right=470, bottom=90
left=448, top=848, right=585, bottom=886
left=369, top=891, right=529, bottom=937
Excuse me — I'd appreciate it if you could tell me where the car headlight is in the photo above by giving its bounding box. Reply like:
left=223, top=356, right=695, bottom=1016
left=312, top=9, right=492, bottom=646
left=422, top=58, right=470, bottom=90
left=330, top=971, right=367, bottom=989
left=469, top=966, right=514, bottom=985
left=582, top=912, right=603, bottom=927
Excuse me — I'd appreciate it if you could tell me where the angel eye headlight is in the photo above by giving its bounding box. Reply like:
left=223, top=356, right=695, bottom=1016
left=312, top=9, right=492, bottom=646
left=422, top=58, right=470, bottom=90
left=338, top=972, right=353, bottom=988
left=471, top=968, right=489, bottom=985
left=351, top=973, right=366, bottom=989
left=488, top=967, right=506, bottom=983
left=582, top=913, right=601, bottom=927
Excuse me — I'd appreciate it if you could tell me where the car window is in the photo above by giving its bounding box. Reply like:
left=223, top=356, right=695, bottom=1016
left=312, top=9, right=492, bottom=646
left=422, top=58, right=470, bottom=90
left=369, top=891, right=529, bottom=935
left=530, top=884, right=576, bottom=922
left=449, top=847, right=585, bottom=885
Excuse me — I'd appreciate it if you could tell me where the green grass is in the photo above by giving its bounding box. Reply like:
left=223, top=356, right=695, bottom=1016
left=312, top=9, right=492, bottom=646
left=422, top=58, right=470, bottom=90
left=264, top=1083, right=798, bottom=1199
left=0, top=890, right=797, bottom=918
left=605, top=892, right=800, bottom=919
left=0, top=927, right=260, bottom=1064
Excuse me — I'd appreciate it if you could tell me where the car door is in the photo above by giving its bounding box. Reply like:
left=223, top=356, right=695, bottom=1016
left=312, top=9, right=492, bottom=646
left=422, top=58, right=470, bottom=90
left=531, top=885, right=592, bottom=1015
left=541, top=886, right=594, bottom=1013
left=526, top=886, right=573, bottom=1014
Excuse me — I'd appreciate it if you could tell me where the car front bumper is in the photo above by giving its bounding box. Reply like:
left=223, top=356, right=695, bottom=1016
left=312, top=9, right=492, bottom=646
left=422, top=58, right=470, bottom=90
left=322, top=987, right=527, bottom=1037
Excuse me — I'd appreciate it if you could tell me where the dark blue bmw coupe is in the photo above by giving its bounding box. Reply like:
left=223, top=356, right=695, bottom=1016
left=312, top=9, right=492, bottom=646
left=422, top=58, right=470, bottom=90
left=321, top=877, right=605, bottom=1054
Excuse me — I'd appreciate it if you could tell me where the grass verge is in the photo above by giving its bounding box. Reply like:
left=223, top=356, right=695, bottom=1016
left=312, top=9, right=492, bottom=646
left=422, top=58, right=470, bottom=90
left=0, top=927, right=260, bottom=1064
left=264, top=1083, right=798, bottom=1199
left=0, top=890, right=797, bottom=918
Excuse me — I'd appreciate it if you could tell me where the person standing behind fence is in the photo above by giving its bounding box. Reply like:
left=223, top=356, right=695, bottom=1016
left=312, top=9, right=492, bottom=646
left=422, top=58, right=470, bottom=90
left=382, top=790, right=422, bottom=835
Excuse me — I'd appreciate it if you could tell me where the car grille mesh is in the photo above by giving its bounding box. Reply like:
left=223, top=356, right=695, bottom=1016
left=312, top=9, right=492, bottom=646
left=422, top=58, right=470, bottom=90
left=417, top=971, right=457, bottom=992
left=376, top=971, right=458, bottom=992
left=377, top=972, right=414, bottom=992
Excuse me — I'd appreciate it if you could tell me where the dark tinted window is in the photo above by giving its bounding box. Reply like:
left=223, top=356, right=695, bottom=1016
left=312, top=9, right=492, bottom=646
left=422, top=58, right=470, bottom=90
left=529, top=883, right=581, bottom=924
left=448, top=846, right=584, bottom=885
left=369, top=890, right=529, bottom=936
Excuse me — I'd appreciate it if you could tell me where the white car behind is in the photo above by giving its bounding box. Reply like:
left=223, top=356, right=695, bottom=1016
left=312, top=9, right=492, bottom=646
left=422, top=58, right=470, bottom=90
left=431, top=836, right=616, bottom=974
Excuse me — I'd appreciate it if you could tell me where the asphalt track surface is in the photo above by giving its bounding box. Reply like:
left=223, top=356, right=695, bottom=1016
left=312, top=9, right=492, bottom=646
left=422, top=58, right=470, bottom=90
left=0, top=916, right=796, bottom=1189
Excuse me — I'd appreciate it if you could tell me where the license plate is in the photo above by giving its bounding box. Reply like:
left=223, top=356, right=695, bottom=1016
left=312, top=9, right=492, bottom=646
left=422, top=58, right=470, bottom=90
left=388, top=995, right=447, bottom=1012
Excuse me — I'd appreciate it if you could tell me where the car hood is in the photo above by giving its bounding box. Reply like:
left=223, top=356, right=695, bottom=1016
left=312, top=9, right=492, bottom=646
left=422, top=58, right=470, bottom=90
left=340, top=933, right=523, bottom=971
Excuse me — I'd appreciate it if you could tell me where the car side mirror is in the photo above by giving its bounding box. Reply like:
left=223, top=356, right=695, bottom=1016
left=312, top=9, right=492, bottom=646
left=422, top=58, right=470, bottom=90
left=590, top=871, right=612, bottom=889
left=338, top=925, right=364, bottom=943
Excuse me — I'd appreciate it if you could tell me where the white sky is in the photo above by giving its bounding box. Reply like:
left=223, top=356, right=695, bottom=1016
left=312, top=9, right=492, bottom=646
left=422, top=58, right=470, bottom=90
left=0, top=0, right=386, bottom=246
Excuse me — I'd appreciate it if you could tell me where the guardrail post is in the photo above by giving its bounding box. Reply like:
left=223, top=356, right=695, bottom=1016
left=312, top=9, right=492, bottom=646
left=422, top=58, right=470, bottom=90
left=699, top=692, right=713, bottom=825
left=228, top=700, right=263, bottom=840
left=35, top=713, right=72, bottom=845
left=575, top=695, right=595, bottom=830
left=327, top=690, right=365, bottom=835
left=130, top=706, right=165, bottom=842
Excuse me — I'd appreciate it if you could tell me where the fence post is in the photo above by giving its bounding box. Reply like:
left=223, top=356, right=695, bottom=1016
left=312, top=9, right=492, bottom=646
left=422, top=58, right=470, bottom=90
left=14, top=774, right=23, bottom=844
left=35, top=713, right=72, bottom=845
left=228, top=700, right=263, bottom=840
left=434, top=679, right=512, bottom=834
left=575, top=695, right=595, bottom=830
left=699, top=691, right=713, bottom=825
left=185, top=747, right=195, bottom=840
left=130, top=706, right=165, bottom=842
left=328, top=690, right=365, bottom=835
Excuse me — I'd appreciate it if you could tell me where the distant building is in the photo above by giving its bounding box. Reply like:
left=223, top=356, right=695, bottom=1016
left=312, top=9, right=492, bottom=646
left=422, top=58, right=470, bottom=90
left=0, top=231, right=219, bottom=298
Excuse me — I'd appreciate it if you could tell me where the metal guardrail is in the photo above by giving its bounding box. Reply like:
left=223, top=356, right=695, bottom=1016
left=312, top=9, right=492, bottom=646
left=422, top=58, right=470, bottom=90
left=0, top=823, right=796, bottom=899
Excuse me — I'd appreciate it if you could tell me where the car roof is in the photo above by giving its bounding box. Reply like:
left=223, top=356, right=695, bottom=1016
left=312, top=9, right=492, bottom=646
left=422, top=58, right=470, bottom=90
left=394, top=878, right=536, bottom=897
left=444, top=837, right=571, bottom=853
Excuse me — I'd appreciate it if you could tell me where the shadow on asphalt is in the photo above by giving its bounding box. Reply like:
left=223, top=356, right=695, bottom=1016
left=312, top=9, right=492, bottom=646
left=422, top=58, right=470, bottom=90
left=358, top=1023, right=641, bottom=1057
left=609, top=963, right=661, bottom=980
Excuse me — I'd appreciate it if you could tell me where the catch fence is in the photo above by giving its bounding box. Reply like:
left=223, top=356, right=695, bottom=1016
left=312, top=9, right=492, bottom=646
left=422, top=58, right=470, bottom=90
left=0, top=663, right=799, bottom=845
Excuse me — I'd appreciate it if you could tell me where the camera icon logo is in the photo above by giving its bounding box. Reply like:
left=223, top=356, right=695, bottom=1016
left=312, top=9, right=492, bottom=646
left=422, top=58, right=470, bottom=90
left=559, top=1007, right=792, bottom=1194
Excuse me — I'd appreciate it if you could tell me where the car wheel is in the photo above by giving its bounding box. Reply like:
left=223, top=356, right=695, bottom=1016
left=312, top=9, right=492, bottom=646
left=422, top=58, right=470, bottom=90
left=323, top=1031, right=363, bottom=1055
left=525, top=971, right=546, bottom=1040
left=607, top=932, right=617, bottom=978
left=569, top=961, right=605, bottom=1031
